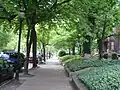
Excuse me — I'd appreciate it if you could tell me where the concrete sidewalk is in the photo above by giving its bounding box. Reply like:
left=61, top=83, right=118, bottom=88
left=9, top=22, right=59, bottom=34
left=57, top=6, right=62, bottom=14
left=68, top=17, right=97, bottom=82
left=16, top=56, right=74, bottom=90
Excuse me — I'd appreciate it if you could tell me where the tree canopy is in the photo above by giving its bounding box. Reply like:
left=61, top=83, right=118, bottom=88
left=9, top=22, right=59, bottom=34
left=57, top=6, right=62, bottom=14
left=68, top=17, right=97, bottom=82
left=0, top=0, right=120, bottom=64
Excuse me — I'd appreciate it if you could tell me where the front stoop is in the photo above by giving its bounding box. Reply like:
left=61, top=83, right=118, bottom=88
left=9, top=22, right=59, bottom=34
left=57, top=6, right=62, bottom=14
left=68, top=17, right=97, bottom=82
left=72, top=75, right=88, bottom=90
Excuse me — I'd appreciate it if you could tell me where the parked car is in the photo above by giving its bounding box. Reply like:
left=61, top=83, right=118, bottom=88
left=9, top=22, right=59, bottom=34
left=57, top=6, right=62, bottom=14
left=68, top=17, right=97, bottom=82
left=0, top=51, right=26, bottom=73
left=0, top=51, right=25, bottom=66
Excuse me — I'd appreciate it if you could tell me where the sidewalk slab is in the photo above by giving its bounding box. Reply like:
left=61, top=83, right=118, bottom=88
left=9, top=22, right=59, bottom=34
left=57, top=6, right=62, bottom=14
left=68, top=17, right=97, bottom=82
left=16, top=57, right=74, bottom=90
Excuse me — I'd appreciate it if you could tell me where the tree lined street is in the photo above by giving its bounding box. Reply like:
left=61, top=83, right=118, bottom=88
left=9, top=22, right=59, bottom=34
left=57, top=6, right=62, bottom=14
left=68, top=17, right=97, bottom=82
left=1, top=0, right=120, bottom=90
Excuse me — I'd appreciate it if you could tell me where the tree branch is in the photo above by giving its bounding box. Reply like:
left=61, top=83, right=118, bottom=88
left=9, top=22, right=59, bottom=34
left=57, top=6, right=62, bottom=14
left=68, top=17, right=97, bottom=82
left=103, top=33, right=116, bottom=40
left=0, top=17, right=7, bottom=19
left=0, top=6, right=17, bottom=22
left=101, top=15, right=107, bottom=40
left=50, top=0, right=58, bottom=9
left=57, top=0, right=71, bottom=6
left=22, top=0, right=28, bottom=11
left=1, top=6, right=10, bottom=17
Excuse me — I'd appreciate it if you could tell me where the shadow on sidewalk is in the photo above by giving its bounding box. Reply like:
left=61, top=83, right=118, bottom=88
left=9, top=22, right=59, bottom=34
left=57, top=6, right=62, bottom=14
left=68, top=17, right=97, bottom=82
left=0, top=79, right=26, bottom=90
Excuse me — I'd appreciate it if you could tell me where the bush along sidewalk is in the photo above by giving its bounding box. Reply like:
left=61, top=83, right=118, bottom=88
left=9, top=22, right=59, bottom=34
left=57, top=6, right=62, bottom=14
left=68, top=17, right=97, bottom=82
left=60, top=55, right=120, bottom=76
left=59, top=55, right=80, bottom=66
left=59, top=55, right=80, bottom=62
left=60, top=55, right=101, bottom=72
left=61, top=54, right=120, bottom=90
left=0, top=59, right=14, bottom=83
left=64, top=58, right=120, bottom=72
left=58, top=50, right=67, bottom=57
left=59, top=55, right=80, bottom=77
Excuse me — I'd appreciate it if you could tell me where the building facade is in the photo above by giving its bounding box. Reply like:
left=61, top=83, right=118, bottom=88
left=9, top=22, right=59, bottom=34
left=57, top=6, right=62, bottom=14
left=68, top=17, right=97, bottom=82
left=102, top=28, right=120, bottom=54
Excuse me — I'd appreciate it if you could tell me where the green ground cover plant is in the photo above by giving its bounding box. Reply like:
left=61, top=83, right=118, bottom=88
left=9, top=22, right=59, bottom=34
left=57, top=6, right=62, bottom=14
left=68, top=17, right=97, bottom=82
left=75, top=65, right=120, bottom=90
left=65, top=58, right=120, bottom=72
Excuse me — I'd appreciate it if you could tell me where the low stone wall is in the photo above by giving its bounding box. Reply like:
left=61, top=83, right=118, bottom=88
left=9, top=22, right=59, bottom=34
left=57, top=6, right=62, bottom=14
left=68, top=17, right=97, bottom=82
left=71, top=75, right=88, bottom=90
left=64, top=66, right=88, bottom=90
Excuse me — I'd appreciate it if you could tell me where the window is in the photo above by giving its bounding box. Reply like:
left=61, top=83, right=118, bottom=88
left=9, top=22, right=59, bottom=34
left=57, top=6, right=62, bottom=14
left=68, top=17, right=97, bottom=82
left=111, top=42, right=114, bottom=50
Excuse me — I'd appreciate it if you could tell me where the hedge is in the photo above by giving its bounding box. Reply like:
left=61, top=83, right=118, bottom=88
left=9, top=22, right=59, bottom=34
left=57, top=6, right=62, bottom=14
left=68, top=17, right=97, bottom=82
left=58, top=50, right=66, bottom=57
left=65, top=58, right=120, bottom=72
left=60, top=55, right=80, bottom=62
left=59, top=55, right=75, bottom=62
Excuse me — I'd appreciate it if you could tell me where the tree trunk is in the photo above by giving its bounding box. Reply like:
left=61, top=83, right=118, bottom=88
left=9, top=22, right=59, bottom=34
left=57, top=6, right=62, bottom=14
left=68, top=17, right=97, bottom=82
left=72, top=45, right=75, bottom=55
left=24, top=27, right=31, bottom=75
left=79, top=45, right=81, bottom=55
left=32, top=25, right=37, bottom=68
left=24, top=28, right=33, bottom=74
left=97, top=39, right=103, bottom=59
left=22, top=0, right=38, bottom=73
left=83, top=35, right=91, bottom=56
left=97, top=16, right=107, bottom=59
left=15, top=18, right=23, bottom=80
left=43, top=43, right=46, bottom=62
left=68, top=48, right=71, bottom=55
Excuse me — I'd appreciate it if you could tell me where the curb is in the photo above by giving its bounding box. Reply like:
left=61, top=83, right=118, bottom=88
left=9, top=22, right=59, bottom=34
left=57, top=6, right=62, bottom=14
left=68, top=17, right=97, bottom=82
left=64, top=66, right=69, bottom=77
left=60, top=61, right=64, bottom=66
left=0, top=79, right=14, bottom=88
left=60, top=61, right=63, bottom=65
left=64, top=67, right=74, bottom=77
left=72, top=75, right=88, bottom=90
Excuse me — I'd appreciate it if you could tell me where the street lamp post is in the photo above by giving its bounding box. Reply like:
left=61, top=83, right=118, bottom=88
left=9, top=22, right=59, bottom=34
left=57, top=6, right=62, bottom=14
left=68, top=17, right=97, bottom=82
left=15, top=7, right=25, bottom=80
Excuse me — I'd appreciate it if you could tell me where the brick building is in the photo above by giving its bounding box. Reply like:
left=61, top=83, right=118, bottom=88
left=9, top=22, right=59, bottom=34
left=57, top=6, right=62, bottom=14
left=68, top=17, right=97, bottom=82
left=102, top=28, right=120, bottom=54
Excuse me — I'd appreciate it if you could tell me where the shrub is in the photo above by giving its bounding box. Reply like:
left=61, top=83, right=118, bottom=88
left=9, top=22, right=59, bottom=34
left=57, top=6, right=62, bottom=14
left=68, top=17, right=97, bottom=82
left=60, top=55, right=80, bottom=62
left=102, top=53, right=108, bottom=59
left=64, top=55, right=80, bottom=63
left=0, top=59, right=4, bottom=64
left=65, top=57, right=82, bottom=72
left=65, top=58, right=120, bottom=72
left=59, top=55, right=74, bottom=62
left=0, top=60, right=14, bottom=83
left=75, top=65, right=120, bottom=90
left=111, top=52, right=118, bottom=60
left=58, top=50, right=66, bottom=57
left=118, top=54, right=120, bottom=57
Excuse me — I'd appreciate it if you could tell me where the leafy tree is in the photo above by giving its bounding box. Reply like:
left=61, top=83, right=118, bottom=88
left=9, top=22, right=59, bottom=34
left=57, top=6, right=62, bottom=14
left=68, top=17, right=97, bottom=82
left=22, top=0, right=71, bottom=73
left=60, top=0, right=120, bottom=58
left=0, top=21, right=14, bottom=50
left=37, top=22, right=51, bottom=61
